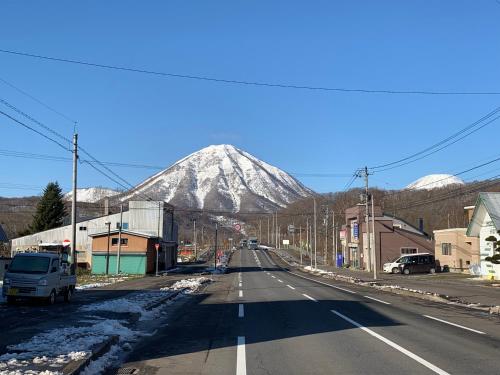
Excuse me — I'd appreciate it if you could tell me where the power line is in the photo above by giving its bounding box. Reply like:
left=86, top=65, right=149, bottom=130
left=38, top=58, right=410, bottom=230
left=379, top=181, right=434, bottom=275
left=0, top=110, right=70, bottom=151
left=0, top=76, right=77, bottom=124
left=369, top=105, right=500, bottom=171
left=2, top=48, right=500, bottom=96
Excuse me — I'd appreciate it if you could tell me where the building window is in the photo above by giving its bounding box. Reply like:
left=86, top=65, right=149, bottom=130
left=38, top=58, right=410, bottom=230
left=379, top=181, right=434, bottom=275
left=79, top=226, right=87, bottom=231
left=442, top=243, right=452, bottom=256
left=111, top=238, right=128, bottom=246
left=401, top=247, right=417, bottom=255
left=116, top=222, right=129, bottom=230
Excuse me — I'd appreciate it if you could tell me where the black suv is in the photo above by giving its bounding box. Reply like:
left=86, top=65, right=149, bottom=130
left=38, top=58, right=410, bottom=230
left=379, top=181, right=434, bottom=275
left=398, top=254, right=436, bottom=275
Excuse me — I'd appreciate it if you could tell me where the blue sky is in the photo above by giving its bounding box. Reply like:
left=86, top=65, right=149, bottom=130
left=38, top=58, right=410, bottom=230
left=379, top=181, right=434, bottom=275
left=1, top=1, right=500, bottom=197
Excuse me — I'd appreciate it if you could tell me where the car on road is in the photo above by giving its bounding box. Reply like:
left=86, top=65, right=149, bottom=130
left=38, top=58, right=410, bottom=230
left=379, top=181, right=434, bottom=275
left=383, top=253, right=437, bottom=275
left=2, top=252, right=76, bottom=305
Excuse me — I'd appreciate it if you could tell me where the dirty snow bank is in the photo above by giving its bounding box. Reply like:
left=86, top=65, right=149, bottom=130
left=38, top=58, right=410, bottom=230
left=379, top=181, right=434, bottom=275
left=162, top=277, right=211, bottom=294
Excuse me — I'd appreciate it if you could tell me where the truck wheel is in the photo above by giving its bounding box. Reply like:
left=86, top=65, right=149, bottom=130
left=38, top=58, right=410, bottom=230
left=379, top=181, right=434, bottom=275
left=64, top=287, right=72, bottom=302
left=47, top=290, right=56, bottom=305
left=429, top=268, right=436, bottom=274
left=403, top=268, right=410, bottom=275
left=6, top=296, right=16, bottom=305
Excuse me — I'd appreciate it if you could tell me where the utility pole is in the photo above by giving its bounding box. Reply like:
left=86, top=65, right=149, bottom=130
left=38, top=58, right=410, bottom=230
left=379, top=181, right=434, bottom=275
left=371, top=195, right=378, bottom=280
left=193, top=219, right=197, bottom=261
left=259, top=219, right=262, bottom=242
left=156, top=202, right=161, bottom=276
left=214, top=223, right=218, bottom=270
left=116, top=204, right=123, bottom=274
left=267, top=216, right=270, bottom=245
left=299, top=225, right=303, bottom=265
left=275, top=211, right=278, bottom=249
left=325, top=206, right=328, bottom=265
left=314, top=199, right=318, bottom=269
left=70, top=133, right=78, bottom=273
left=105, top=221, right=111, bottom=275
left=361, top=166, right=372, bottom=272
left=306, top=217, right=309, bottom=259
left=332, top=211, right=336, bottom=268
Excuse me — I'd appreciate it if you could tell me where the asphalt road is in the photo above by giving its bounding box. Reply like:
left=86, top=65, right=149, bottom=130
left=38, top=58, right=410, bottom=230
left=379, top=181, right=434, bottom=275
left=115, top=248, right=500, bottom=375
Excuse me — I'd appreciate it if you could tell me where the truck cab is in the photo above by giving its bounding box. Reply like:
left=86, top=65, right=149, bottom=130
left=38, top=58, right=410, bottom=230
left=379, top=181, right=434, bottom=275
left=2, top=251, right=76, bottom=305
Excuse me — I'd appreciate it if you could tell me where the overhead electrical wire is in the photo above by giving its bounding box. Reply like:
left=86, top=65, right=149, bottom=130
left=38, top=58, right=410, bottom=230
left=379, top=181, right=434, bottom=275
left=2, top=48, right=500, bottom=96
left=369, top=105, right=500, bottom=172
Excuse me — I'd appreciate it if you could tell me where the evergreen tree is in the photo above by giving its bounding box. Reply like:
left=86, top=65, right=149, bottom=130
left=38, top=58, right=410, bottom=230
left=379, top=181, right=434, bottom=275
left=29, top=182, right=67, bottom=233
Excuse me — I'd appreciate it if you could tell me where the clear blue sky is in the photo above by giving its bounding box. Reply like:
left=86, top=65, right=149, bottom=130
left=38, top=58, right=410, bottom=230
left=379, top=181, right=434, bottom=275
left=1, top=1, right=500, bottom=197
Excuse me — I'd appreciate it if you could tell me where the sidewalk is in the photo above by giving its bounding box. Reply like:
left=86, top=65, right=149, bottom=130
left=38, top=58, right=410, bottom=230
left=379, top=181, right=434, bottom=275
left=275, top=248, right=500, bottom=308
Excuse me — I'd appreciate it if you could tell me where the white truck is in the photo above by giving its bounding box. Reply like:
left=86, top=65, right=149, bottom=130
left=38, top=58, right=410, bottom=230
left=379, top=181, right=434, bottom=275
left=2, top=250, right=76, bottom=305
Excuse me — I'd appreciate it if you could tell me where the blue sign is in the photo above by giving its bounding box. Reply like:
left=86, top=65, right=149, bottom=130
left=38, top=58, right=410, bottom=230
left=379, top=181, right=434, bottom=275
left=353, top=223, right=359, bottom=239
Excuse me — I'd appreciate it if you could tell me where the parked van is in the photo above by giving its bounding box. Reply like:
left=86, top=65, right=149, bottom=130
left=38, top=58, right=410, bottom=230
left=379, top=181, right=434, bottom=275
left=383, top=253, right=436, bottom=275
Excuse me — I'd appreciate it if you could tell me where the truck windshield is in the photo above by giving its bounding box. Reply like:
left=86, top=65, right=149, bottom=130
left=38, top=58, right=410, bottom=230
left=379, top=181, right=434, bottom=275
left=8, top=256, right=50, bottom=274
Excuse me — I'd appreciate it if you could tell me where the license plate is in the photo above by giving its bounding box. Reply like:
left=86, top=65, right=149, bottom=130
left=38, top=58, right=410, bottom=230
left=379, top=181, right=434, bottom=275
left=7, top=288, right=18, bottom=296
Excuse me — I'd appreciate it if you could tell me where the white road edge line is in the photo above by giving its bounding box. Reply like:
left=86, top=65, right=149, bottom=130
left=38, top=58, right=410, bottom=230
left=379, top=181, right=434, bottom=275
left=423, top=315, right=485, bottom=335
left=364, top=295, right=391, bottom=305
left=289, top=270, right=357, bottom=294
left=238, top=304, right=244, bottom=318
left=236, top=336, right=247, bottom=375
left=331, top=310, right=450, bottom=375
left=302, top=293, right=318, bottom=302
left=239, top=290, right=243, bottom=298
left=287, top=285, right=296, bottom=290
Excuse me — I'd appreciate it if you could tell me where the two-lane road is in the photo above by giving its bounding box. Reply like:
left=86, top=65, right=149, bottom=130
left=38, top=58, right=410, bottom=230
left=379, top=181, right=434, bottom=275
left=116, top=248, right=500, bottom=374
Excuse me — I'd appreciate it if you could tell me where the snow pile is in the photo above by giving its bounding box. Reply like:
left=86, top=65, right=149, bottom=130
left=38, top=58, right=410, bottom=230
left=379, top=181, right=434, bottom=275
left=76, top=282, right=111, bottom=290
left=406, top=174, right=465, bottom=190
left=121, top=144, right=313, bottom=212
left=162, top=277, right=211, bottom=294
left=0, top=319, right=135, bottom=374
left=64, top=187, right=121, bottom=203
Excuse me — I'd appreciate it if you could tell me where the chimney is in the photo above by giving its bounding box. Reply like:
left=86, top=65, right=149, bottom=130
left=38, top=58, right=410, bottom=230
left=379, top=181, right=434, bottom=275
left=104, top=198, right=110, bottom=216
left=418, top=218, right=424, bottom=233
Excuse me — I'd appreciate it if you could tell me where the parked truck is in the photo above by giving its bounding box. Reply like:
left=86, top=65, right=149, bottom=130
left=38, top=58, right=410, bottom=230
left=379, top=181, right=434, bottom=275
left=2, top=244, right=76, bottom=305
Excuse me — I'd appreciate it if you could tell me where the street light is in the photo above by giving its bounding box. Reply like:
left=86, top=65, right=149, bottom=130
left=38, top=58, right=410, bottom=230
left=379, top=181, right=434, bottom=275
left=105, top=221, right=111, bottom=275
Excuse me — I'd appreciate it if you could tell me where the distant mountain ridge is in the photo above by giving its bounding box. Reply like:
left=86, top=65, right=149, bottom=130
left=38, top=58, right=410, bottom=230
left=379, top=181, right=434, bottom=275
left=406, top=174, right=465, bottom=190
left=64, top=187, right=121, bottom=203
left=118, top=144, right=313, bottom=212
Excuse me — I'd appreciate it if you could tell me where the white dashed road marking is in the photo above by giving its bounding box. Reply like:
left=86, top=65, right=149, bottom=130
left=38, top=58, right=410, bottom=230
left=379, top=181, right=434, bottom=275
left=302, top=293, right=318, bottom=302
left=364, top=296, right=391, bottom=305
left=287, top=285, right=295, bottom=290
left=236, top=336, right=247, bottom=375
left=423, top=315, right=485, bottom=335
left=238, top=304, right=244, bottom=318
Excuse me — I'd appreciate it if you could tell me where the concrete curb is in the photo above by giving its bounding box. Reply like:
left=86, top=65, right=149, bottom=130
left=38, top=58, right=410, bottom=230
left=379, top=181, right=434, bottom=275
left=270, top=249, right=500, bottom=316
left=63, top=335, right=119, bottom=375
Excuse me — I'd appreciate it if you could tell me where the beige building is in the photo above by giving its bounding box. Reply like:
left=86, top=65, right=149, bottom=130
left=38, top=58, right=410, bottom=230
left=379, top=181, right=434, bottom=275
left=433, top=228, right=480, bottom=273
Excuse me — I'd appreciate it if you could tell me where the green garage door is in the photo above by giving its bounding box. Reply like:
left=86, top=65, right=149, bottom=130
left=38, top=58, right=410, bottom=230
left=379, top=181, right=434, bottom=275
left=92, top=254, right=146, bottom=275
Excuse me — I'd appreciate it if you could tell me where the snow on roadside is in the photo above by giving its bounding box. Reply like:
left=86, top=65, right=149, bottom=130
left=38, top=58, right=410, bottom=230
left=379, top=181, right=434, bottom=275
left=165, top=277, right=211, bottom=294
left=76, top=282, right=111, bottom=290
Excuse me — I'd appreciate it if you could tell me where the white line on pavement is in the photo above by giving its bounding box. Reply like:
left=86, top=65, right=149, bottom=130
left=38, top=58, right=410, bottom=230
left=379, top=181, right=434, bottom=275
left=239, top=290, right=243, bottom=298
left=331, top=310, right=450, bottom=375
left=302, top=293, right=318, bottom=302
left=364, top=296, right=391, bottom=305
left=289, top=271, right=357, bottom=294
left=236, top=336, right=247, bottom=375
left=238, top=304, right=244, bottom=318
left=277, top=279, right=283, bottom=283
left=287, top=285, right=296, bottom=290
left=271, top=275, right=276, bottom=279
left=239, top=282, right=242, bottom=287
left=423, top=315, right=485, bottom=335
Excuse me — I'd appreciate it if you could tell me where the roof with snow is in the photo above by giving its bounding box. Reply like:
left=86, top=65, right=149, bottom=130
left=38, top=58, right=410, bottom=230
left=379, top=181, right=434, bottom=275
left=467, top=192, right=500, bottom=236
left=0, top=224, right=8, bottom=242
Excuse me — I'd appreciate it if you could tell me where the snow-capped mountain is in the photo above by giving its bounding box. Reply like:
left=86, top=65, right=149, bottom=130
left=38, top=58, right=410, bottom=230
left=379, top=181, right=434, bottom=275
left=120, top=144, right=313, bottom=211
left=406, top=174, right=465, bottom=190
left=65, top=187, right=121, bottom=203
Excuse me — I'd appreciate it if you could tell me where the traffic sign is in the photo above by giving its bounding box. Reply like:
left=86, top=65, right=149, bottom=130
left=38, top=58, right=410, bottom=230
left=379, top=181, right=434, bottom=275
left=62, top=239, right=71, bottom=247
left=234, top=223, right=241, bottom=232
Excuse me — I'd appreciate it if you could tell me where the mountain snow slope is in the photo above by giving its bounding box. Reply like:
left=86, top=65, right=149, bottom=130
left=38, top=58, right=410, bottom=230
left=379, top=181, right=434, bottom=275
left=65, top=187, right=121, bottom=203
left=120, top=144, right=313, bottom=212
left=406, top=174, right=465, bottom=190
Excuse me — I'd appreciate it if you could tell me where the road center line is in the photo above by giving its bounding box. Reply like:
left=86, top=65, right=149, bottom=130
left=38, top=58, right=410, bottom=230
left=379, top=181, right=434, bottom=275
left=238, top=304, right=244, bottom=318
left=331, top=310, right=450, bottom=375
left=364, top=295, right=391, bottom=305
left=239, top=290, right=243, bottom=298
left=239, top=282, right=242, bottom=287
left=277, top=279, right=283, bottom=283
left=287, top=285, right=295, bottom=290
left=302, top=293, right=318, bottom=302
left=271, top=275, right=276, bottom=279
left=236, top=336, right=247, bottom=375
left=423, top=315, right=485, bottom=335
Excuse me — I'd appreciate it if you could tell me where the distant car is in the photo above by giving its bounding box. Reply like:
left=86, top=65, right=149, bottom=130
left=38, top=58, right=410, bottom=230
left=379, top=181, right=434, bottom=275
left=383, top=253, right=436, bottom=275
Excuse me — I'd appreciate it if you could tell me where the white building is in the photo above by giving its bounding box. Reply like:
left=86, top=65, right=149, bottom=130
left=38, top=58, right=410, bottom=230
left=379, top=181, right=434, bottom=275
left=11, top=201, right=177, bottom=269
left=467, top=192, right=500, bottom=280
